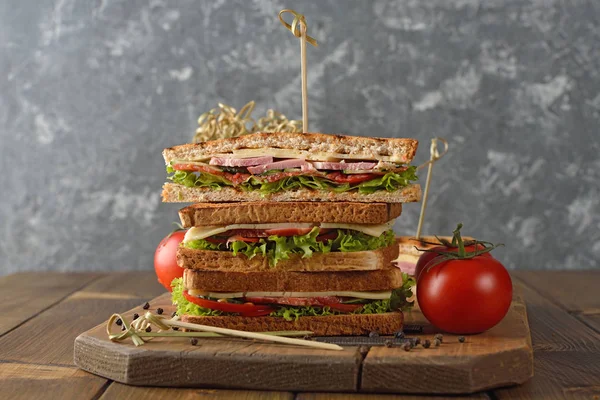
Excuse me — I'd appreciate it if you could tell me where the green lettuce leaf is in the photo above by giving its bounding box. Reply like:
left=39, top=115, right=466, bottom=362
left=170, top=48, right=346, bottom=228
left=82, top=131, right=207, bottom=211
left=167, top=165, right=234, bottom=190
left=390, top=272, right=416, bottom=311
left=184, top=239, right=224, bottom=251
left=171, top=278, right=224, bottom=317
left=183, top=228, right=395, bottom=266
left=167, top=165, right=418, bottom=195
left=170, top=273, right=416, bottom=320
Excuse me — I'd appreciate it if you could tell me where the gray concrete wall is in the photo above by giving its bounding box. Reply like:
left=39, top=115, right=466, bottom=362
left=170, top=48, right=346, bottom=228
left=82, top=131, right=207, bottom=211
left=1, top=0, right=599, bottom=275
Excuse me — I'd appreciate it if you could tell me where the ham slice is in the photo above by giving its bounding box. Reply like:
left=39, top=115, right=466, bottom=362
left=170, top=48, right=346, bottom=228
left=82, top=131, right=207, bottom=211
left=247, top=159, right=308, bottom=174
left=209, top=156, right=273, bottom=167
left=312, top=161, right=377, bottom=170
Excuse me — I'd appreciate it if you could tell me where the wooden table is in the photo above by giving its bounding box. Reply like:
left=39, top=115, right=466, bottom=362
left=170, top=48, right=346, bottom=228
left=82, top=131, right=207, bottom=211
left=1, top=271, right=599, bottom=399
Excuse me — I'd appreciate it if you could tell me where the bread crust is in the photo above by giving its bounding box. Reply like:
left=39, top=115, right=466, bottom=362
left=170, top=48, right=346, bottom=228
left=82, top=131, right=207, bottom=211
left=181, top=312, right=403, bottom=336
left=163, top=132, right=418, bottom=164
left=177, top=244, right=399, bottom=272
left=178, top=202, right=402, bottom=227
left=183, top=268, right=405, bottom=292
left=162, top=183, right=422, bottom=204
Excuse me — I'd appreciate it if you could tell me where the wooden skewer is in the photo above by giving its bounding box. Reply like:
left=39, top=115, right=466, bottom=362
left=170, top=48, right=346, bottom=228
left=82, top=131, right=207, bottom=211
left=300, top=22, right=309, bottom=132
left=415, top=138, right=448, bottom=239
left=278, top=9, right=318, bottom=133
left=161, top=318, right=344, bottom=351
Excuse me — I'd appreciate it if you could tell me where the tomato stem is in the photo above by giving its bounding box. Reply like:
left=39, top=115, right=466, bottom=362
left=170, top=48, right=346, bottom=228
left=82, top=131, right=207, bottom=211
left=414, top=223, right=504, bottom=272
left=453, top=223, right=466, bottom=257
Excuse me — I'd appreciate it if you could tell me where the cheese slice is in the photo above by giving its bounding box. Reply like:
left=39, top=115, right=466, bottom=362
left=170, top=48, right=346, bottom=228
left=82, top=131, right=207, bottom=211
left=178, top=147, right=404, bottom=163
left=183, top=220, right=395, bottom=242
left=187, top=289, right=392, bottom=300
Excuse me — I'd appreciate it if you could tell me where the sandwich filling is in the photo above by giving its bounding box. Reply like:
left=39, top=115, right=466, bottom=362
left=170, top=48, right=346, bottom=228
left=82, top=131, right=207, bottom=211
left=167, top=155, right=417, bottom=195
left=171, top=274, right=415, bottom=321
left=182, top=222, right=396, bottom=266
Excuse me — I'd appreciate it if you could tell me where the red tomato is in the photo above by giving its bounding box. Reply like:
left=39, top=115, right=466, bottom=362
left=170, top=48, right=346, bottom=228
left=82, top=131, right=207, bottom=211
left=183, top=292, right=274, bottom=316
left=328, top=303, right=363, bottom=313
left=264, top=227, right=313, bottom=236
left=154, top=230, right=187, bottom=292
left=204, top=236, right=228, bottom=244
left=417, top=255, right=512, bottom=334
left=316, top=231, right=338, bottom=242
left=414, top=243, right=492, bottom=280
left=326, top=172, right=377, bottom=184
left=227, top=235, right=260, bottom=243
left=172, top=163, right=222, bottom=174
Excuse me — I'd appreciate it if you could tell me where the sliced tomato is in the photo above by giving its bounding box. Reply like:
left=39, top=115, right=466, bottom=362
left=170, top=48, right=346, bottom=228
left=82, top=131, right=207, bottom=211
left=264, top=227, right=314, bottom=236
left=328, top=303, right=363, bottom=312
left=183, top=291, right=274, bottom=315
left=325, top=172, right=377, bottom=184
left=245, top=296, right=342, bottom=307
left=227, top=235, right=260, bottom=243
left=228, top=172, right=251, bottom=185
left=258, top=170, right=324, bottom=183
left=172, top=163, right=223, bottom=174
left=172, top=164, right=250, bottom=186
left=316, top=231, right=338, bottom=242
left=204, top=236, right=228, bottom=244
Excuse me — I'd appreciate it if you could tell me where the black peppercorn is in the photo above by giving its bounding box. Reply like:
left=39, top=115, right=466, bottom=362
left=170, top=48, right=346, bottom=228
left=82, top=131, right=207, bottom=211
left=402, top=343, right=411, bottom=351
left=132, top=313, right=139, bottom=320
left=368, top=331, right=379, bottom=338
left=115, top=318, right=122, bottom=326
left=434, top=333, right=443, bottom=342
left=423, top=339, right=431, bottom=348
left=459, top=336, right=466, bottom=343
left=394, top=331, right=405, bottom=339
left=190, top=338, right=198, bottom=346
left=143, top=302, right=150, bottom=310
left=384, top=339, right=393, bottom=348
left=145, top=326, right=152, bottom=333
left=433, top=338, right=441, bottom=347
left=157, top=308, right=164, bottom=315
left=172, top=327, right=179, bottom=331
left=414, top=338, right=421, bottom=345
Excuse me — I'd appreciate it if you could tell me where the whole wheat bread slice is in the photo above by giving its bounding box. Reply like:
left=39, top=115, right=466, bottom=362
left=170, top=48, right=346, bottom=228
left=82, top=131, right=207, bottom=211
left=181, top=312, right=403, bottom=336
left=163, top=132, right=418, bottom=164
left=183, top=268, right=404, bottom=292
left=162, top=183, right=421, bottom=203
left=178, top=202, right=402, bottom=227
left=177, top=244, right=399, bottom=272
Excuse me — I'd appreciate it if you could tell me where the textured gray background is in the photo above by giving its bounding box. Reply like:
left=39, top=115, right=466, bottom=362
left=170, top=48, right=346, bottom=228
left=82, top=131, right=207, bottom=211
left=1, top=0, right=599, bottom=275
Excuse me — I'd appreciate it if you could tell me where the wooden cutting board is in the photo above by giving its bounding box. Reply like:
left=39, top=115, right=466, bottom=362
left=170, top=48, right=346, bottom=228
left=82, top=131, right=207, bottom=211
left=74, top=290, right=533, bottom=394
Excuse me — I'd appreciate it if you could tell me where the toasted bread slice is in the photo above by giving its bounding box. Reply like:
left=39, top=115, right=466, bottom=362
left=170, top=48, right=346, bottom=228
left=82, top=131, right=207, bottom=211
left=162, top=183, right=421, bottom=203
left=183, top=268, right=404, bottom=293
left=163, top=132, right=418, bottom=164
left=177, top=244, right=399, bottom=272
left=178, top=202, right=402, bottom=227
left=181, top=312, right=403, bottom=336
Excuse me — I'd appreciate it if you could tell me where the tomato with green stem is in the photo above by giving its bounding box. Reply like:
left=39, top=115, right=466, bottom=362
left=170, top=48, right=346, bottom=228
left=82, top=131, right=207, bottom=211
left=416, top=224, right=511, bottom=334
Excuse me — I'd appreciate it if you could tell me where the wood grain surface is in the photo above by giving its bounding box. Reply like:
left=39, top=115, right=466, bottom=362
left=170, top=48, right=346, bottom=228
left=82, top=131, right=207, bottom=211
left=494, top=273, right=600, bottom=399
left=74, top=290, right=533, bottom=394
left=75, top=293, right=363, bottom=392
left=0, top=272, right=101, bottom=336
left=0, top=272, right=164, bottom=400
left=360, top=290, right=532, bottom=394
left=1, top=271, right=599, bottom=400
